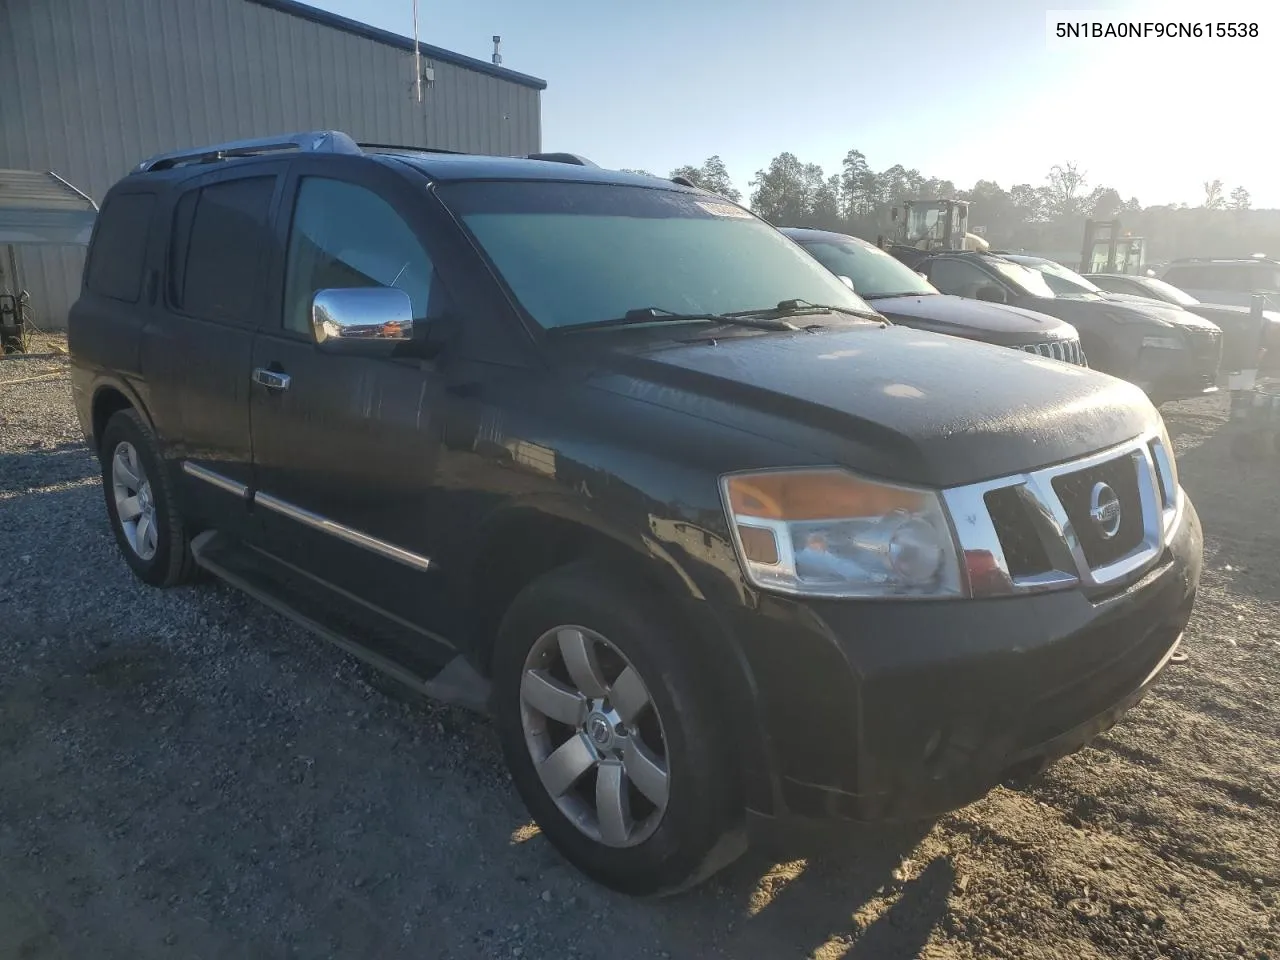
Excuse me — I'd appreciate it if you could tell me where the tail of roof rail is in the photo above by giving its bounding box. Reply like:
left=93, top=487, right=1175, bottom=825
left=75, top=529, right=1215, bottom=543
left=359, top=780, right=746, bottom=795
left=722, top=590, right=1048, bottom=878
left=522, top=152, right=597, bottom=167
left=133, top=130, right=362, bottom=174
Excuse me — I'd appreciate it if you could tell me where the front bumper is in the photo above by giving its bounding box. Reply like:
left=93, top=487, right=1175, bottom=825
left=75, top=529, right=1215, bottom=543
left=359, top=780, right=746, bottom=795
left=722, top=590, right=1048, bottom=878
left=1136, top=337, right=1223, bottom=403
left=730, top=496, right=1202, bottom=823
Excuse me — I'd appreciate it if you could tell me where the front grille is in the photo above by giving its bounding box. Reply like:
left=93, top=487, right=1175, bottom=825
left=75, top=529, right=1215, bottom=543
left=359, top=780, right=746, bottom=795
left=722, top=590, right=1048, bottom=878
left=942, top=433, right=1174, bottom=597
left=984, top=486, right=1051, bottom=577
left=1051, top=453, right=1145, bottom=568
left=1019, top=339, right=1086, bottom=366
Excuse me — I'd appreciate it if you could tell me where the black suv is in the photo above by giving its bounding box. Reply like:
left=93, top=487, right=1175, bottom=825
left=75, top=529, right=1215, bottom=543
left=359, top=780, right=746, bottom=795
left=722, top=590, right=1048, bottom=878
left=916, top=251, right=1222, bottom=405
left=69, top=131, right=1202, bottom=897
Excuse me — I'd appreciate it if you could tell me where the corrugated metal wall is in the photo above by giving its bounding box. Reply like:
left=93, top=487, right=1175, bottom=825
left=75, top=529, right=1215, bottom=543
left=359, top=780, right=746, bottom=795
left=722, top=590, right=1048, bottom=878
left=0, top=0, right=543, bottom=328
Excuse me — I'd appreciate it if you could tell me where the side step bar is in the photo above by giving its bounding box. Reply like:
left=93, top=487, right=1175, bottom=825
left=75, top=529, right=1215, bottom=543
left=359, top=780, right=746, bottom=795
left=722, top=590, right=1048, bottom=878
left=190, top=531, right=491, bottom=714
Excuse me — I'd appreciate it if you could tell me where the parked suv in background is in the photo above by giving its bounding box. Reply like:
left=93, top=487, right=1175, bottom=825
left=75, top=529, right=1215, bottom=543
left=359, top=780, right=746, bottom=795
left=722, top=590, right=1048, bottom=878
left=1085, top=271, right=1280, bottom=371
left=69, top=131, right=1202, bottom=896
left=1160, top=257, right=1280, bottom=309
left=780, top=227, right=1086, bottom=365
left=917, top=251, right=1222, bottom=405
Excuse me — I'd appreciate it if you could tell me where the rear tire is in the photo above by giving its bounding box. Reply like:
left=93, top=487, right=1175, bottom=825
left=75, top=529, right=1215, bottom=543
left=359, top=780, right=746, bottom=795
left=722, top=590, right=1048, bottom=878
left=492, top=560, right=745, bottom=896
left=99, top=409, right=197, bottom=587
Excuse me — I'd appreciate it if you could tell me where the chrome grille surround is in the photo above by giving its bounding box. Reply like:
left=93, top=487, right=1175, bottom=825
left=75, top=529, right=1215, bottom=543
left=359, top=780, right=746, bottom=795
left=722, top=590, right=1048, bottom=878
left=941, top=431, right=1182, bottom=598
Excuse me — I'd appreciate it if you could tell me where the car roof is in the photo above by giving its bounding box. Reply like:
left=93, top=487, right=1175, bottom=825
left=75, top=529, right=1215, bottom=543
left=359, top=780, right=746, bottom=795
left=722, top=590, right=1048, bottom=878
left=388, top=152, right=702, bottom=190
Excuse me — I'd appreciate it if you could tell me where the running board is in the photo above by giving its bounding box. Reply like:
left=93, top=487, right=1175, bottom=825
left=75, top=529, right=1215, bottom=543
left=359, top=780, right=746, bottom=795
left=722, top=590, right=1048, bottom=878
left=190, top=531, right=491, bottom=714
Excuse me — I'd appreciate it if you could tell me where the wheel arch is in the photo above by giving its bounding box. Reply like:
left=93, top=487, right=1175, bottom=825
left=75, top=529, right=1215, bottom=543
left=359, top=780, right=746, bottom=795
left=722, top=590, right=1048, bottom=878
left=463, top=501, right=780, bottom=816
left=90, top=377, right=153, bottom=452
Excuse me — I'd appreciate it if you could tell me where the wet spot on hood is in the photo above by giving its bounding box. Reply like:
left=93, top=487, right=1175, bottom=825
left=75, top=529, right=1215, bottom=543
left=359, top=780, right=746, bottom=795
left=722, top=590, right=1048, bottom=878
left=884, top=383, right=925, bottom=399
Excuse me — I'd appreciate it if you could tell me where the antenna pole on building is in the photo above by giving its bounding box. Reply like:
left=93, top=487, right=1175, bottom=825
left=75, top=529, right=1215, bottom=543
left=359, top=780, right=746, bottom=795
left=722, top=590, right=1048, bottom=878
left=412, top=0, right=422, bottom=102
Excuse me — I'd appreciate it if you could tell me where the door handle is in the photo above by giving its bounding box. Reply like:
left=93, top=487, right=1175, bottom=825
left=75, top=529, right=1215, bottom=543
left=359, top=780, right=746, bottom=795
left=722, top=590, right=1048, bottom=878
left=252, top=367, right=291, bottom=392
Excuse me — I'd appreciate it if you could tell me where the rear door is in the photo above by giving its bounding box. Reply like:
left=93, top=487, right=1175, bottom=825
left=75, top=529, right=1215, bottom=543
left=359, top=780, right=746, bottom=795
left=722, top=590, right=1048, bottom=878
left=140, top=161, right=286, bottom=541
left=247, top=156, right=459, bottom=669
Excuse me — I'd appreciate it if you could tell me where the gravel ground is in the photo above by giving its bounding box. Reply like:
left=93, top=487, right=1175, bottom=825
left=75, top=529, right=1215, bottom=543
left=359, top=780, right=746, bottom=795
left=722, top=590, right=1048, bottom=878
left=2, top=351, right=1277, bottom=960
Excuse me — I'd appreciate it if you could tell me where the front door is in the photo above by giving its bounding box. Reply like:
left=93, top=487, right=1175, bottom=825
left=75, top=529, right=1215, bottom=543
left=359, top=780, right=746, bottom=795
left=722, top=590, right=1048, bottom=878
left=248, top=158, right=457, bottom=671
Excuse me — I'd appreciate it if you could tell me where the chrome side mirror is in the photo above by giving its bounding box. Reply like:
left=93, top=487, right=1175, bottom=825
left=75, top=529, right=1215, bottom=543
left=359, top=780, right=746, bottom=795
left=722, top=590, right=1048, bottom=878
left=838, top=275, right=855, bottom=291
left=312, top=287, right=414, bottom=351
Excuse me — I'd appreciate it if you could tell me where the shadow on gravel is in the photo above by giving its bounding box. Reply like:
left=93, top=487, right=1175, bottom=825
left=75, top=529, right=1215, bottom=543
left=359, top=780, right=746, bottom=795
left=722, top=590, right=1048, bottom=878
left=642, top=818, right=950, bottom=958
left=0, top=443, right=98, bottom=495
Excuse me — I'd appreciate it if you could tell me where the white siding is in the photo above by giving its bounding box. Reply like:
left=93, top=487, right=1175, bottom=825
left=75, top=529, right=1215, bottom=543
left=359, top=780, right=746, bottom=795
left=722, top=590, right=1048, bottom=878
left=0, top=0, right=543, bottom=327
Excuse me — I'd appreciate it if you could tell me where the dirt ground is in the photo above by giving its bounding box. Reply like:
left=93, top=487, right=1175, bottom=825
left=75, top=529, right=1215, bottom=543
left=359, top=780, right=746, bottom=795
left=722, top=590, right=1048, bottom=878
left=1, top=351, right=1277, bottom=960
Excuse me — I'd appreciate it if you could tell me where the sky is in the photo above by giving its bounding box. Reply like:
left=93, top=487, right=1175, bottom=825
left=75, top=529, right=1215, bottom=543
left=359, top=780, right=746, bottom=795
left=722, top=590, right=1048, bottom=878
left=307, top=0, right=1280, bottom=209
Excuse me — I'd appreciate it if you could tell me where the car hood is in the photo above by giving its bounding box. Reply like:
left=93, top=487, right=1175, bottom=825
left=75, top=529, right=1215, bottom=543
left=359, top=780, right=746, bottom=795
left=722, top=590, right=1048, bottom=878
left=1050, top=293, right=1219, bottom=330
left=867, top=293, right=1077, bottom=345
left=581, top=323, right=1155, bottom=488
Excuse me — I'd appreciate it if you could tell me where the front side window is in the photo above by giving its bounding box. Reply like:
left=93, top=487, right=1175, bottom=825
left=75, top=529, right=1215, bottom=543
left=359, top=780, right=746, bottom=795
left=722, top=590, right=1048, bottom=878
left=282, top=177, right=435, bottom=336
left=926, top=259, right=998, bottom=299
left=169, top=176, right=276, bottom=323
left=437, top=181, right=873, bottom=331
left=799, top=239, right=936, bottom=298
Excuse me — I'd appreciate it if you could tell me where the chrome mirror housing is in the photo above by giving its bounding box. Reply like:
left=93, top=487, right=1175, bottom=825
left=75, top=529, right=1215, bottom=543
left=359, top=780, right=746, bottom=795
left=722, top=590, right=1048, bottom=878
left=312, top=287, right=414, bottom=348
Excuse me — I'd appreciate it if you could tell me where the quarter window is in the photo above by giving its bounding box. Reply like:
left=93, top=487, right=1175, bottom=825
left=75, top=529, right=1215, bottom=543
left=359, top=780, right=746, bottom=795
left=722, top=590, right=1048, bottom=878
left=85, top=192, right=155, bottom=303
left=282, top=177, right=435, bottom=336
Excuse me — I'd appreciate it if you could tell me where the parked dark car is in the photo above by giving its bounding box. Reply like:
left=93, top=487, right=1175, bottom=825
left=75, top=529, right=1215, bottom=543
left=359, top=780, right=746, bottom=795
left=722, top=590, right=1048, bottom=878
left=69, top=131, right=1202, bottom=897
left=780, top=227, right=1085, bottom=365
left=1085, top=271, right=1280, bottom=371
left=917, top=251, right=1222, bottom=405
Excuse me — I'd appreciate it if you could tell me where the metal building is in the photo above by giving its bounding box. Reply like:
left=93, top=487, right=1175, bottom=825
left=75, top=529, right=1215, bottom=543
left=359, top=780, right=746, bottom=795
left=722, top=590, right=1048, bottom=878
left=0, top=0, right=546, bottom=328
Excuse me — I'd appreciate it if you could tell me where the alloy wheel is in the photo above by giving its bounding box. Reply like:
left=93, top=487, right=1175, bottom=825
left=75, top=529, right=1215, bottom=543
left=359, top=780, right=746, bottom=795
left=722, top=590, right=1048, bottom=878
left=519, top=625, right=670, bottom=848
left=111, top=441, right=158, bottom=561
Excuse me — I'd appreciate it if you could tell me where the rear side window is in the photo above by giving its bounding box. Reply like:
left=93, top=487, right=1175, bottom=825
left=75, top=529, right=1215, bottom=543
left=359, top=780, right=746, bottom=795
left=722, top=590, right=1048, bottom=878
left=169, top=176, right=276, bottom=323
left=85, top=193, right=156, bottom=303
left=1162, top=266, right=1210, bottom=289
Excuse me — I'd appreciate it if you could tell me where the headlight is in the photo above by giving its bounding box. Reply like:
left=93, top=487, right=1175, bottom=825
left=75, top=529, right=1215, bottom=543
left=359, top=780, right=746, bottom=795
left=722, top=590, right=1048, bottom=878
left=1142, top=335, right=1184, bottom=350
left=720, top=468, right=963, bottom=599
left=1105, top=309, right=1171, bottom=327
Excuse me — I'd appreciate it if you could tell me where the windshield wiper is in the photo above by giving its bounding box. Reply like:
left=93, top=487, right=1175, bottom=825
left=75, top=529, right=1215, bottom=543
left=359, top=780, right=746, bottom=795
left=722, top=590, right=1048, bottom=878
left=552, top=306, right=800, bottom=334
left=732, top=299, right=886, bottom=323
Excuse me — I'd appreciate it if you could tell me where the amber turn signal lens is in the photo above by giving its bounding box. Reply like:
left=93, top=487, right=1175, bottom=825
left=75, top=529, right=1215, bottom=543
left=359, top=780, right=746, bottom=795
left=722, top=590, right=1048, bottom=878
left=738, top=525, right=780, bottom=565
left=725, top=470, right=926, bottom=521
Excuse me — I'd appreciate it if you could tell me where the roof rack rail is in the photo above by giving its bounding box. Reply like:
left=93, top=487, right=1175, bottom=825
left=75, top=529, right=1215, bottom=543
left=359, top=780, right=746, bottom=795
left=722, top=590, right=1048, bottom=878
left=359, top=141, right=462, bottom=156
left=522, top=152, right=597, bottom=167
left=670, top=175, right=697, bottom=188
left=134, top=130, right=362, bottom=174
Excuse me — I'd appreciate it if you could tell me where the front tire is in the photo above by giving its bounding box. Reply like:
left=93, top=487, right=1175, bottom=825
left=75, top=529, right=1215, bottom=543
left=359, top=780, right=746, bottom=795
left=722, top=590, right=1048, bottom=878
left=99, top=409, right=197, bottom=587
left=492, top=561, right=745, bottom=896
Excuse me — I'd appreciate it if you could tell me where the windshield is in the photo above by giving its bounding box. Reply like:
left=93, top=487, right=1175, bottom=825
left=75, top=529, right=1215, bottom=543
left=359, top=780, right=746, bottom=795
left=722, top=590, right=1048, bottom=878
left=1010, top=258, right=1102, bottom=297
left=437, top=181, right=875, bottom=330
left=988, top=259, right=1057, bottom=298
left=798, top=238, right=937, bottom=298
left=1136, top=276, right=1200, bottom=306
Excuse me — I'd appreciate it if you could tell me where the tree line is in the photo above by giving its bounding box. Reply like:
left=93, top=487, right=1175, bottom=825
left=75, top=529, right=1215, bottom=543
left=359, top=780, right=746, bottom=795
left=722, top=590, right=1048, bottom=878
left=622, top=153, right=1277, bottom=264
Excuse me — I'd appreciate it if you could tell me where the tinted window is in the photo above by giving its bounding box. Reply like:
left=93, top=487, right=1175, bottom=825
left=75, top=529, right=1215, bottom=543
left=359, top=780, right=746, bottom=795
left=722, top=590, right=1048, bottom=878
left=438, top=181, right=872, bottom=331
left=927, top=259, right=998, bottom=299
left=170, top=176, right=275, bottom=323
left=1161, top=265, right=1210, bottom=289
left=283, top=177, right=435, bottom=335
left=798, top=239, right=935, bottom=298
left=85, top=193, right=155, bottom=303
